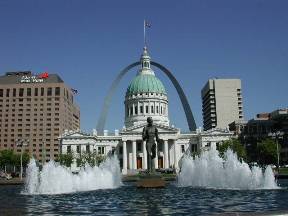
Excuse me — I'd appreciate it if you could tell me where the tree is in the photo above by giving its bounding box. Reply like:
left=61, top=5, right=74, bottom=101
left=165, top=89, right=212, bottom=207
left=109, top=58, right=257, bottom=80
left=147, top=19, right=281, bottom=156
left=12, top=152, right=30, bottom=167
left=256, top=138, right=278, bottom=166
left=0, top=150, right=30, bottom=172
left=58, top=152, right=74, bottom=167
left=218, top=138, right=247, bottom=161
left=78, top=152, right=106, bottom=167
left=0, top=150, right=14, bottom=168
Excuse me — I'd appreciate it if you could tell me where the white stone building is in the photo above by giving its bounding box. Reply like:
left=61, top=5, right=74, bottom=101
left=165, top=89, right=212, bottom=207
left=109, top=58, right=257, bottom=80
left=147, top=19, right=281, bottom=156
left=60, top=47, right=233, bottom=174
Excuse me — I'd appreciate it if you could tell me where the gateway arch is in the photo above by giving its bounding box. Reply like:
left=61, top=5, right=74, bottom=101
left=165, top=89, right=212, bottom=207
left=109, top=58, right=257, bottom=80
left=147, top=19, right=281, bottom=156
left=96, top=61, right=197, bottom=134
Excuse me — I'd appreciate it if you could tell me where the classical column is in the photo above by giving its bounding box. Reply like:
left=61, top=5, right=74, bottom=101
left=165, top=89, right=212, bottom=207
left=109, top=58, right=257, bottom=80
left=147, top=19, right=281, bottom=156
left=143, top=141, right=147, bottom=169
left=123, top=141, right=127, bottom=173
left=164, top=140, right=169, bottom=169
left=148, top=101, right=151, bottom=114
left=173, top=140, right=178, bottom=169
left=154, top=143, right=158, bottom=169
left=132, top=140, right=137, bottom=170
left=137, top=101, right=140, bottom=115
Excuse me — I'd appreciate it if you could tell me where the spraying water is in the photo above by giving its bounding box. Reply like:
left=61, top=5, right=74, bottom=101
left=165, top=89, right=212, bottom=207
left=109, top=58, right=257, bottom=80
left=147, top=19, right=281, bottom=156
left=23, top=155, right=122, bottom=195
left=177, top=149, right=279, bottom=189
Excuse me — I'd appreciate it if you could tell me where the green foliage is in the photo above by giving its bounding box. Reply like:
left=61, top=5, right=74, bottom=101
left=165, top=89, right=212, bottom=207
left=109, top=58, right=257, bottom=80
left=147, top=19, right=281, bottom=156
left=0, top=149, right=14, bottom=167
left=58, top=153, right=74, bottom=167
left=279, top=167, right=288, bottom=175
left=77, top=152, right=106, bottom=167
left=218, top=138, right=247, bottom=161
left=58, top=151, right=106, bottom=168
left=256, top=138, right=278, bottom=166
left=0, top=149, right=30, bottom=168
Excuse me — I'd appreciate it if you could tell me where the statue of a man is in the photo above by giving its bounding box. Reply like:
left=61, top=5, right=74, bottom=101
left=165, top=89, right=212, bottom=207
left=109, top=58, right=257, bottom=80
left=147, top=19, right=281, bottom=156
left=142, top=117, right=160, bottom=173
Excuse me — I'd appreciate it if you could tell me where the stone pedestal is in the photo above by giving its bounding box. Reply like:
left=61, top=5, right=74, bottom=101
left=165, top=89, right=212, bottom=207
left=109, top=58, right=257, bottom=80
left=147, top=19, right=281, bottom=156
left=136, top=173, right=165, bottom=188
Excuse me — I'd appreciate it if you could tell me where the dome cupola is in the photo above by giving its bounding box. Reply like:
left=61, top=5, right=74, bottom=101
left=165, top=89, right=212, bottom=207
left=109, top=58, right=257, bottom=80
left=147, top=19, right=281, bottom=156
left=124, top=47, right=169, bottom=128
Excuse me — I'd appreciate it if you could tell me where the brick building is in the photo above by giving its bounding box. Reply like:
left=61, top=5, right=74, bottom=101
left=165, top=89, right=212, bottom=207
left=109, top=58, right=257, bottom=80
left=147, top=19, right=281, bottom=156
left=0, top=71, right=80, bottom=163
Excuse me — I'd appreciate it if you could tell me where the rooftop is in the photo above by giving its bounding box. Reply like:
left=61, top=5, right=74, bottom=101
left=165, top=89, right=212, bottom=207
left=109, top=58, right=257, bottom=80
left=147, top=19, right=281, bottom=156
left=0, top=71, right=64, bottom=85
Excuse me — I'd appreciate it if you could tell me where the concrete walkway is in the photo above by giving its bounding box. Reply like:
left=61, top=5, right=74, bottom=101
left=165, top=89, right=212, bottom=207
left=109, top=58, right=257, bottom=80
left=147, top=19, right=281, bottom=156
left=0, top=177, right=24, bottom=185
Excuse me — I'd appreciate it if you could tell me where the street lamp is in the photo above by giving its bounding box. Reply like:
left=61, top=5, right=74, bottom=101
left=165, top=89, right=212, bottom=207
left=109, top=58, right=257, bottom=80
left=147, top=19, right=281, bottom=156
left=268, top=131, right=284, bottom=174
left=16, top=139, right=29, bottom=180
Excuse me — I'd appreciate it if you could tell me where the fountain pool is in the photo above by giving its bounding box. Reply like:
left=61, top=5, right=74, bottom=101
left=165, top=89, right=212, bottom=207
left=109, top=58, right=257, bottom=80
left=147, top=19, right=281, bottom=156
left=1, top=181, right=288, bottom=215
left=1, top=149, right=288, bottom=215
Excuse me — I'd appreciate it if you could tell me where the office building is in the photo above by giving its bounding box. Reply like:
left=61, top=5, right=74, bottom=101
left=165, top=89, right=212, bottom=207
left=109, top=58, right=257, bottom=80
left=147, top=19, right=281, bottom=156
left=0, top=71, right=80, bottom=162
left=201, top=78, right=243, bottom=131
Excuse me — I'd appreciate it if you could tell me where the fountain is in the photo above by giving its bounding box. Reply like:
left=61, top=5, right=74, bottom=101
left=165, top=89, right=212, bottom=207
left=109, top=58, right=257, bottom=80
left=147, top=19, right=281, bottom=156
left=23, top=155, right=122, bottom=195
left=3, top=148, right=286, bottom=215
left=177, top=148, right=279, bottom=189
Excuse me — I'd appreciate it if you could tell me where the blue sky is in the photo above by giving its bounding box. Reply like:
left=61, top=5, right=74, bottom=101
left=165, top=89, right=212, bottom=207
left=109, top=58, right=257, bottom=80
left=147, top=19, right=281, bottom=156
left=0, top=0, right=287, bottom=132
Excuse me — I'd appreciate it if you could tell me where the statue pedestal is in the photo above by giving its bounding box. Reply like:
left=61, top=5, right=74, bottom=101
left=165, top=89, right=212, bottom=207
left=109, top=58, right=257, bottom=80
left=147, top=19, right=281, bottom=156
left=136, top=173, right=165, bottom=188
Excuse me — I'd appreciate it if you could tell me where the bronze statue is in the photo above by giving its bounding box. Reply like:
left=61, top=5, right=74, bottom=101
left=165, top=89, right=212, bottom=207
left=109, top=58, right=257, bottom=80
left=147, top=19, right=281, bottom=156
left=142, top=117, right=160, bottom=173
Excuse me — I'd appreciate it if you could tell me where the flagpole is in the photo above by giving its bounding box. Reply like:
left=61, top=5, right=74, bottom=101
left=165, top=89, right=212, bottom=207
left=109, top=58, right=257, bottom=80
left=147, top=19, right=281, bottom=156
left=144, top=19, right=146, bottom=47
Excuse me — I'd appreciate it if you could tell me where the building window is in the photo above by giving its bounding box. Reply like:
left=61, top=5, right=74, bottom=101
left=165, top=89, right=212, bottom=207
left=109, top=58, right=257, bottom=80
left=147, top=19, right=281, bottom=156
left=67, top=145, right=71, bottom=153
left=41, top=88, right=44, bottom=96
left=140, top=106, right=143, bottom=114
left=191, top=144, right=197, bottom=152
left=6, top=89, right=10, bottom=97
left=47, top=88, right=52, bottom=96
left=19, top=88, right=24, bottom=97
left=34, top=88, right=38, bottom=96
left=86, top=145, right=90, bottom=153
left=76, top=145, right=81, bottom=153
left=135, top=106, right=138, bottom=115
left=151, top=106, right=154, bottom=114
left=0, top=89, right=3, bottom=97
left=156, top=106, right=159, bottom=113
left=205, top=142, right=211, bottom=147
left=13, top=88, right=16, bottom=97
left=55, top=87, right=60, bottom=96
left=158, top=142, right=163, bottom=151
left=27, top=88, right=31, bottom=96
left=137, top=142, right=142, bottom=151
left=146, top=105, right=149, bottom=114
left=181, top=145, right=185, bottom=153
left=98, top=146, right=105, bottom=155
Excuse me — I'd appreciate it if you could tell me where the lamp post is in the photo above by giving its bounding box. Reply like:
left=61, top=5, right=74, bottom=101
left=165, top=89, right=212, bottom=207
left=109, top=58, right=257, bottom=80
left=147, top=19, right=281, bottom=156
left=268, top=131, right=284, bottom=174
left=16, top=139, right=29, bottom=180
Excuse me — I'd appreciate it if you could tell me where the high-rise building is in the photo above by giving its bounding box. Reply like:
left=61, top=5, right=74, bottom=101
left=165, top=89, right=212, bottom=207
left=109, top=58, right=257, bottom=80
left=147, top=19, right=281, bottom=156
left=0, top=71, right=80, bottom=162
left=201, top=78, right=243, bottom=131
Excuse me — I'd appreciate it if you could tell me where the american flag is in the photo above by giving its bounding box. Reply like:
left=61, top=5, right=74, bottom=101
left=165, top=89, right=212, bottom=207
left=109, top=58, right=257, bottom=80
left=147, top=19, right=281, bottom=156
left=71, top=88, right=78, bottom=94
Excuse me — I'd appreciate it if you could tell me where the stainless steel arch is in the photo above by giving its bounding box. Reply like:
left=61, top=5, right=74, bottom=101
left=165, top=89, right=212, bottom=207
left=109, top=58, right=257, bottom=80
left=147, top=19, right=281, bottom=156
left=151, top=61, right=197, bottom=131
left=96, top=61, right=197, bottom=134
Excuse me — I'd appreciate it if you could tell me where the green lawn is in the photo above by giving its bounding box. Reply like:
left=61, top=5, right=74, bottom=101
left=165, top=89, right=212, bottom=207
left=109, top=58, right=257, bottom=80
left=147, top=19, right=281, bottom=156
left=279, top=167, right=288, bottom=175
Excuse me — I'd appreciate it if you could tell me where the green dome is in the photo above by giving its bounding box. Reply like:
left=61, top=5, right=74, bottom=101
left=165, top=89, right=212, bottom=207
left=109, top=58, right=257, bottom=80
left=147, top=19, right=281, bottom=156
left=126, top=74, right=166, bottom=96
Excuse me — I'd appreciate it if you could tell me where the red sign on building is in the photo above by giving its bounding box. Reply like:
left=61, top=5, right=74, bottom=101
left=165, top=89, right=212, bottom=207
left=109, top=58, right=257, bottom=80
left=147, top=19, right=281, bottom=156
left=38, top=72, right=49, bottom=79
